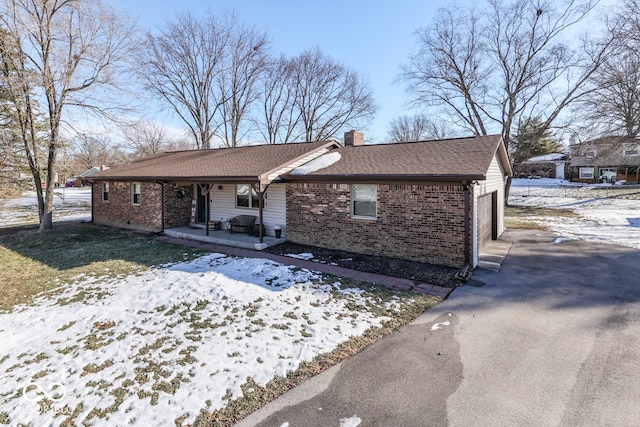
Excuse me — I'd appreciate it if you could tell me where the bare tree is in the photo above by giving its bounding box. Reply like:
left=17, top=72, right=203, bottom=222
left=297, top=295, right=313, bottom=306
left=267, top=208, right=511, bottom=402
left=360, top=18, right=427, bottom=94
left=140, top=12, right=269, bottom=149
left=139, top=12, right=228, bottom=150
left=122, top=120, right=181, bottom=157
left=574, top=53, right=640, bottom=138
left=402, top=7, right=490, bottom=136
left=574, top=0, right=640, bottom=138
left=387, top=114, right=451, bottom=142
left=288, top=48, right=377, bottom=142
left=0, top=0, right=137, bottom=230
left=401, top=0, right=616, bottom=149
left=217, top=17, right=269, bottom=147
left=69, top=136, right=111, bottom=171
left=258, top=55, right=301, bottom=144
left=401, top=0, right=617, bottom=202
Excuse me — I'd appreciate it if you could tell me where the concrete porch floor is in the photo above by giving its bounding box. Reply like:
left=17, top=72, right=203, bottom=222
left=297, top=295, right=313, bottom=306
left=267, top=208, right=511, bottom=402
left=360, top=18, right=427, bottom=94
left=164, top=226, right=286, bottom=250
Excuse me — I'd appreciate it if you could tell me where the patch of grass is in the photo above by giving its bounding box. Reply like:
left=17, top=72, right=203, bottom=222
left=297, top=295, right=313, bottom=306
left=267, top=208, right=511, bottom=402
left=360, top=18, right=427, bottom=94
left=137, top=390, right=160, bottom=406
left=81, top=359, right=114, bottom=375
left=134, top=360, right=172, bottom=385
left=200, top=282, right=438, bottom=427
left=80, top=333, right=114, bottom=351
left=505, top=205, right=581, bottom=230
left=57, top=321, right=76, bottom=332
left=0, top=223, right=206, bottom=312
left=177, top=346, right=198, bottom=366
left=32, top=370, right=48, bottom=379
left=137, top=337, right=170, bottom=356
left=85, top=387, right=128, bottom=420
left=86, top=380, right=112, bottom=390
left=24, top=352, right=48, bottom=364
left=152, top=373, right=189, bottom=395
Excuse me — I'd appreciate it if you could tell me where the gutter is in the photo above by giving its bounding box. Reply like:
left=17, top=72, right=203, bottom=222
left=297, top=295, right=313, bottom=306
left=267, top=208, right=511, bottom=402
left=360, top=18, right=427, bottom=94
left=88, top=176, right=264, bottom=183
left=281, top=173, right=487, bottom=184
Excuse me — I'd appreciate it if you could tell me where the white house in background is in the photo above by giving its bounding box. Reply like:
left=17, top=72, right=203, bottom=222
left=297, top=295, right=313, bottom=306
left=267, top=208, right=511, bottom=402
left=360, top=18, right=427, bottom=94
left=522, top=153, right=568, bottom=179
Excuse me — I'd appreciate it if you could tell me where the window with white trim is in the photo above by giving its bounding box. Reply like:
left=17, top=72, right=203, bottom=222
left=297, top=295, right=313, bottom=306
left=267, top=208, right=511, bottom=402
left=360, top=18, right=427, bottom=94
left=101, top=182, right=109, bottom=202
left=579, top=168, right=594, bottom=179
left=235, top=184, right=261, bottom=209
left=351, top=184, right=377, bottom=218
left=131, top=182, right=141, bottom=205
left=624, top=143, right=640, bottom=156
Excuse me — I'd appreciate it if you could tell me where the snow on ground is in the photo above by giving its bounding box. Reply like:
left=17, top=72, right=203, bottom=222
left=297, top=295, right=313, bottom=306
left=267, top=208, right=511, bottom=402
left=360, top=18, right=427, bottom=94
left=0, top=187, right=91, bottom=227
left=284, top=252, right=315, bottom=261
left=510, top=178, right=640, bottom=250
left=0, top=253, right=400, bottom=426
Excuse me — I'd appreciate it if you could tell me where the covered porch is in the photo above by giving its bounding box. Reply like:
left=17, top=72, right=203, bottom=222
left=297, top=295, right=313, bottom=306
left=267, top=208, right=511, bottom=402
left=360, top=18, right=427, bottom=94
left=164, top=226, right=286, bottom=250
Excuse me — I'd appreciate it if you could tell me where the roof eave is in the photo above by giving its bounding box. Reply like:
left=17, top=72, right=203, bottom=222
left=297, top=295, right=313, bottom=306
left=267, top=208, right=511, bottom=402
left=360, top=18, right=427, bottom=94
left=280, top=173, right=486, bottom=184
left=496, top=136, right=514, bottom=176
left=88, top=175, right=262, bottom=183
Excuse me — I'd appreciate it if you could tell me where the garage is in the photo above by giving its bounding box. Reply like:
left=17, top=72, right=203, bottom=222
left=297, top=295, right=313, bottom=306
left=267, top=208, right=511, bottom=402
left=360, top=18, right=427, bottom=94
left=477, top=191, right=497, bottom=251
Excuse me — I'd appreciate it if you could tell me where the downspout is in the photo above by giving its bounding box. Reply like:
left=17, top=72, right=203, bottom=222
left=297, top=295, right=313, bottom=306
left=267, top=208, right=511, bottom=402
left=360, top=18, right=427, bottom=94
left=90, top=181, right=94, bottom=224
left=160, top=183, right=165, bottom=233
left=205, top=184, right=210, bottom=236
left=463, top=181, right=471, bottom=266
left=455, top=181, right=473, bottom=282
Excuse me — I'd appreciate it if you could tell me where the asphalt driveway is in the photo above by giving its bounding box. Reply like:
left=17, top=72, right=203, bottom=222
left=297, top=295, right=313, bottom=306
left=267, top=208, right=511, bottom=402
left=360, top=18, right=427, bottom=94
left=237, top=228, right=640, bottom=426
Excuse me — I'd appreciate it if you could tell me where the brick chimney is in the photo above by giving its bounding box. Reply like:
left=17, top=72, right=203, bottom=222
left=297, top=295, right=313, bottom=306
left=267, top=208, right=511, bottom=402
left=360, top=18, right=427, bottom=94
left=344, top=130, right=364, bottom=146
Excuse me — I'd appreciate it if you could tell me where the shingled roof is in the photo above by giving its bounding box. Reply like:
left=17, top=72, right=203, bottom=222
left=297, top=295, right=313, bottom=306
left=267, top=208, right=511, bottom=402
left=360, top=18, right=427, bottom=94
left=283, top=134, right=511, bottom=182
left=91, top=141, right=340, bottom=184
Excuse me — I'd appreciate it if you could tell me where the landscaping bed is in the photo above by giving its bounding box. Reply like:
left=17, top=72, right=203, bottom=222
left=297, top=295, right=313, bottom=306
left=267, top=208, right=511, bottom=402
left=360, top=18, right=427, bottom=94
left=264, top=241, right=461, bottom=288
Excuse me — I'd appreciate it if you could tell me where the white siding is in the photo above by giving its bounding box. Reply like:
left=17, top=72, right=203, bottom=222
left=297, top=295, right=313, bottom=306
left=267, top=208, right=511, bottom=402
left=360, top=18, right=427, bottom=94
left=471, top=153, right=507, bottom=267
left=206, top=183, right=287, bottom=237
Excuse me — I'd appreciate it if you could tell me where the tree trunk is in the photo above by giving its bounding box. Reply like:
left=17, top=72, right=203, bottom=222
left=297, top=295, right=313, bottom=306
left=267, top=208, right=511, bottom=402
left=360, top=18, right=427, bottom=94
left=39, top=179, right=55, bottom=231
left=504, top=176, right=513, bottom=207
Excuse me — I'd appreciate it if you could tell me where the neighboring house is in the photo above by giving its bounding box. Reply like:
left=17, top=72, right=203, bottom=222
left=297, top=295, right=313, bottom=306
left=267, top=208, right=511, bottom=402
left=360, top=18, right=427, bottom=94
left=70, top=165, right=110, bottom=187
left=90, top=132, right=512, bottom=269
left=514, top=153, right=567, bottom=179
left=568, top=136, right=640, bottom=183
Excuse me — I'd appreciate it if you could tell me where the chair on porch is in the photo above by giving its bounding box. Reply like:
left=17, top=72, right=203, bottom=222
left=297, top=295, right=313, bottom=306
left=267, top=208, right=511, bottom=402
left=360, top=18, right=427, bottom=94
left=228, top=215, right=257, bottom=234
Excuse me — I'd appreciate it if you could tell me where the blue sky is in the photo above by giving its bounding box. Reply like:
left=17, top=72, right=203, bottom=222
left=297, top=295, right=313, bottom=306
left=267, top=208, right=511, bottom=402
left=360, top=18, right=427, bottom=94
left=109, top=0, right=452, bottom=144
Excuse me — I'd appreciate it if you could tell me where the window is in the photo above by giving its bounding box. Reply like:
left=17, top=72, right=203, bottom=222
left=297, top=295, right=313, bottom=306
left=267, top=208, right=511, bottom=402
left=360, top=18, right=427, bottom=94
left=624, top=144, right=640, bottom=156
left=599, top=168, right=616, bottom=182
left=582, top=149, right=596, bottom=158
left=101, top=182, right=109, bottom=202
left=579, top=168, right=594, bottom=179
left=131, top=182, right=141, bottom=205
left=351, top=184, right=377, bottom=218
left=235, top=184, right=261, bottom=209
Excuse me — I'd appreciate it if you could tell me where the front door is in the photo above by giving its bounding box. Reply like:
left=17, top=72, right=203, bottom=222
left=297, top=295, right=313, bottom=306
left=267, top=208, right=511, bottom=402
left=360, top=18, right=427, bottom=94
left=196, top=184, right=207, bottom=223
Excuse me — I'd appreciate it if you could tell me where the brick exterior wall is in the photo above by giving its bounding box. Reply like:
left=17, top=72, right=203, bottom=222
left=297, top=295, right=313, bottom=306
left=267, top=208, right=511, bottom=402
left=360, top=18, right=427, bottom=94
left=286, top=183, right=468, bottom=267
left=164, top=185, right=194, bottom=228
left=92, top=181, right=193, bottom=232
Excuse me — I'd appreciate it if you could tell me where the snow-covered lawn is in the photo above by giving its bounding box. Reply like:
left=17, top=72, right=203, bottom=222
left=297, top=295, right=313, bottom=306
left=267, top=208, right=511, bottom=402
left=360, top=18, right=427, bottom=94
left=510, top=178, right=640, bottom=250
left=0, top=253, right=414, bottom=426
left=0, top=187, right=91, bottom=227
